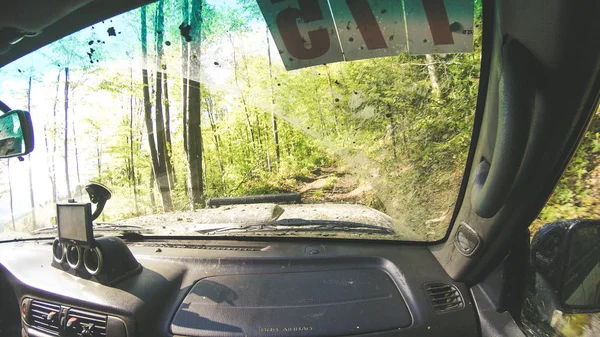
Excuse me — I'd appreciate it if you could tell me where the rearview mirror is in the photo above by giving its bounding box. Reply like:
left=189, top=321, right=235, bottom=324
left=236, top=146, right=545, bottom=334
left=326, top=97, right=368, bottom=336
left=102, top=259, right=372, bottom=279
left=0, top=110, right=34, bottom=158
left=529, top=219, right=600, bottom=313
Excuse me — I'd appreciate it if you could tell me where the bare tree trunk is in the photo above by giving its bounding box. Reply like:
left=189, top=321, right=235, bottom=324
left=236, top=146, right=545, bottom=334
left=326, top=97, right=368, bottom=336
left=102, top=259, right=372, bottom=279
left=64, top=67, right=71, bottom=199
left=96, top=134, right=102, bottom=182
left=154, top=69, right=173, bottom=211
left=266, top=27, right=280, bottom=169
left=130, top=67, right=139, bottom=214
left=181, top=0, right=189, bottom=157
left=149, top=170, right=156, bottom=211
left=7, top=161, right=15, bottom=230
left=311, top=70, right=326, bottom=134
left=187, top=0, right=204, bottom=208
left=229, top=34, right=255, bottom=145
left=188, top=78, right=203, bottom=208
left=153, top=0, right=173, bottom=211
left=26, top=76, right=36, bottom=227
left=44, top=70, right=60, bottom=203
left=206, top=93, right=224, bottom=173
left=425, top=54, right=441, bottom=100
left=72, top=103, right=82, bottom=198
left=255, top=111, right=265, bottom=167
left=163, top=71, right=176, bottom=186
left=141, top=5, right=173, bottom=212
left=325, top=65, right=340, bottom=136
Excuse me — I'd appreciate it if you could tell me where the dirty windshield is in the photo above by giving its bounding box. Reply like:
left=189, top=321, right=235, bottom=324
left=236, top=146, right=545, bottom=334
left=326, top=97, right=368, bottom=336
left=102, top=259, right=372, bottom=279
left=0, top=0, right=481, bottom=241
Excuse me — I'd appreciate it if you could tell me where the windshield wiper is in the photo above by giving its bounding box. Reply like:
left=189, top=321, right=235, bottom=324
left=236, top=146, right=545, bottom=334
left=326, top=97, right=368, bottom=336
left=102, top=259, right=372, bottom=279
left=32, top=222, right=152, bottom=235
left=194, top=219, right=395, bottom=235
left=0, top=99, right=10, bottom=113
left=93, top=222, right=150, bottom=232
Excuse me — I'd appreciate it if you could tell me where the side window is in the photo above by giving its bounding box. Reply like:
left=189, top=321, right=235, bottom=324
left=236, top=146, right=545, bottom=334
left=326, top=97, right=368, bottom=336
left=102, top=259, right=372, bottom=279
left=532, top=113, right=600, bottom=232
left=522, top=110, right=600, bottom=337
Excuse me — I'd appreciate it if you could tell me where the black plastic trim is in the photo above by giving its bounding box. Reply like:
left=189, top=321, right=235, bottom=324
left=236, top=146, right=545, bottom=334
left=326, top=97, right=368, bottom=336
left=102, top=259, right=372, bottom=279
left=471, top=285, right=526, bottom=337
left=441, top=0, right=495, bottom=243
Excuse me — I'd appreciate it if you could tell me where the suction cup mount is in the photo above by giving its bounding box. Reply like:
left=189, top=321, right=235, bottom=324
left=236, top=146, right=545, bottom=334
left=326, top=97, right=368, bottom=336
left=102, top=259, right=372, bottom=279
left=85, top=183, right=112, bottom=221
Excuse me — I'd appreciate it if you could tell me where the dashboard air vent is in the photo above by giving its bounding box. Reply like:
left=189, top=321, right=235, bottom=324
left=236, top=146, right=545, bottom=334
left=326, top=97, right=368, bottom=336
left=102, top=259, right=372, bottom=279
left=29, top=300, right=61, bottom=336
left=424, top=282, right=464, bottom=313
left=66, top=308, right=108, bottom=337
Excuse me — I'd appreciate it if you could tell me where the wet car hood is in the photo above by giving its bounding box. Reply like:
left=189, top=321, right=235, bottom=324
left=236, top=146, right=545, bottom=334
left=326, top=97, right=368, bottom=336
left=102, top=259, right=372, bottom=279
left=1, top=203, right=421, bottom=241
left=120, top=203, right=396, bottom=233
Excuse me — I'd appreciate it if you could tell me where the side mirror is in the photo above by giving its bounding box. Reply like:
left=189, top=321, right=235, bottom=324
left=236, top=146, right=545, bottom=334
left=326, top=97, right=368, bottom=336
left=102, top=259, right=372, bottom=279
left=0, top=110, right=34, bottom=158
left=529, top=219, right=600, bottom=313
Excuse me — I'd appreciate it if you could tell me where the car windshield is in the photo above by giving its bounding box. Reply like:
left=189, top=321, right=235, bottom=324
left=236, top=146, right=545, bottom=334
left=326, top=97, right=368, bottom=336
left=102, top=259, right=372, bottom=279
left=0, top=0, right=481, bottom=241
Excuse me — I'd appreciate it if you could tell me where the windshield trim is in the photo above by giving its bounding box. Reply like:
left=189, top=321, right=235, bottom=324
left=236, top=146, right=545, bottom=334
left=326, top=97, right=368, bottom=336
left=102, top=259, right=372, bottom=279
left=439, top=0, right=492, bottom=245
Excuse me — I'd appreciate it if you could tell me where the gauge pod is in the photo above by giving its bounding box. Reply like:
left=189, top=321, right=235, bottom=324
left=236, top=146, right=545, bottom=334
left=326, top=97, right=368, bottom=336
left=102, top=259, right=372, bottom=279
left=52, top=238, right=66, bottom=264
left=51, top=236, right=141, bottom=285
left=65, top=245, right=82, bottom=269
left=83, top=246, right=103, bottom=275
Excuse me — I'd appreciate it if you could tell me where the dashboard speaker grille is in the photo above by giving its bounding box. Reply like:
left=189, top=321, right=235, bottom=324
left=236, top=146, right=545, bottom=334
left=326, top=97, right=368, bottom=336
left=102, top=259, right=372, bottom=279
left=424, top=283, right=464, bottom=313
left=29, top=300, right=61, bottom=336
left=67, top=308, right=108, bottom=337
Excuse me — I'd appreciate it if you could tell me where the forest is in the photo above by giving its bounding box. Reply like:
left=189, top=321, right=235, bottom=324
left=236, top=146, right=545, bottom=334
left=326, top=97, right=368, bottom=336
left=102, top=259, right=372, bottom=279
left=0, top=0, right=598, bottom=242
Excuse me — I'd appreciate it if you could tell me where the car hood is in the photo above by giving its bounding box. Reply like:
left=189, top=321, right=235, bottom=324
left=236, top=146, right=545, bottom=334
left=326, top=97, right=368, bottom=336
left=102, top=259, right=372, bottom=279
left=1, top=203, right=421, bottom=241
left=120, top=203, right=397, bottom=233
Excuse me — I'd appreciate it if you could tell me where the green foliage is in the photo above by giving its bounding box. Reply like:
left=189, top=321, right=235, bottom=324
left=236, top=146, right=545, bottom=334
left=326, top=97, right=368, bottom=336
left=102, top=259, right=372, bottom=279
left=535, top=113, right=600, bottom=231
left=1, top=0, right=485, bottom=241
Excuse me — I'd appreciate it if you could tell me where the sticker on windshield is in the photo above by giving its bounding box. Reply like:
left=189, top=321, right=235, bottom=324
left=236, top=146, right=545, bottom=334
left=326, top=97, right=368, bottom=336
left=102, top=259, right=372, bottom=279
left=330, top=0, right=406, bottom=61
left=259, top=0, right=475, bottom=70
left=403, top=0, right=474, bottom=54
left=256, top=0, right=344, bottom=70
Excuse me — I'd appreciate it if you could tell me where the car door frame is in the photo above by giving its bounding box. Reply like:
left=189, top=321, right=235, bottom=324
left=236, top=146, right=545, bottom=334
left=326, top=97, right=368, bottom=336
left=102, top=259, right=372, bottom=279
left=431, top=0, right=600, bottom=334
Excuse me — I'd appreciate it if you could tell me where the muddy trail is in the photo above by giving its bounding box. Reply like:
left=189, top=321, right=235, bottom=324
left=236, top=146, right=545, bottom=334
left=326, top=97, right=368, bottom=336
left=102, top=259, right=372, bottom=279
left=294, top=167, right=371, bottom=204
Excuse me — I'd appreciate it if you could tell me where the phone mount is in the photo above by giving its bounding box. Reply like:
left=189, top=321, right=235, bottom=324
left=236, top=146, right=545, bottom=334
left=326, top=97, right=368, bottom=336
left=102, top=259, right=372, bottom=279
left=86, top=183, right=112, bottom=221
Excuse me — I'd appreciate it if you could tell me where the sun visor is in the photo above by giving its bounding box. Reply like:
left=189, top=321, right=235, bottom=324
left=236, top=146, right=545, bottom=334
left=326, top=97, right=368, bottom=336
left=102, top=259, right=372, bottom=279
left=0, top=0, right=93, bottom=33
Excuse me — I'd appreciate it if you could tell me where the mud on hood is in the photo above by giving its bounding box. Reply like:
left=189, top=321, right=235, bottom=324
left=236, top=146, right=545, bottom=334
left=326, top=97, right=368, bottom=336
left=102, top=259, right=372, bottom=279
left=120, top=203, right=395, bottom=234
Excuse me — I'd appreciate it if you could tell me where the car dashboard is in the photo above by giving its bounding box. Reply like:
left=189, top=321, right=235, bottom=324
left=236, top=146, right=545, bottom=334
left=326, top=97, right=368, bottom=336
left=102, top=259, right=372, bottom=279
left=0, top=238, right=480, bottom=337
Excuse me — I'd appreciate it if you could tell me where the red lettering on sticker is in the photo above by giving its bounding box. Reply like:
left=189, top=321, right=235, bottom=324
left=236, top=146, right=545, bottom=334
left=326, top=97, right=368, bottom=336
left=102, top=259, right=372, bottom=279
left=274, top=0, right=330, bottom=60
left=345, top=0, right=387, bottom=50
left=421, top=0, right=454, bottom=45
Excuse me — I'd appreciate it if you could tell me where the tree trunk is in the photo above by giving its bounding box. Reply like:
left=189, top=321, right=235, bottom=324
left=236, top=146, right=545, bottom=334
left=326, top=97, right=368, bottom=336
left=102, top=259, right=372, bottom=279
left=72, top=103, right=82, bottom=198
left=45, top=70, right=60, bottom=203
left=187, top=0, right=204, bottom=208
left=163, top=71, right=176, bottom=186
left=129, top=67, right=139, bottom=214
left=181, top=0, right=189, bottom=156
left=206, top=93, right=224, bottom=173
left=266, top=26, right=280, bottom=169
left=311, top=70, right=326, bottom=134
left=64, top=67, right=71, bottom=199
left=187, top=78, right=203, bottom=208
left=7, top=161, right=15, bottom=230
left=149, top=170, right=156, bottom=211
left=425, top=54, right=441, bottom=100
left=141, top=5, right=173, bottom=212
left=26, top=76, right=36, bottom=227
left=255, top=111, right=264, bottom=167
left=325, top=65, right=340, bottom=136
left=96, top=134, right=102, bottom=182
left=229, top=34, right=255, bottom=145
left=153, top=1, right=174, bottom=211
